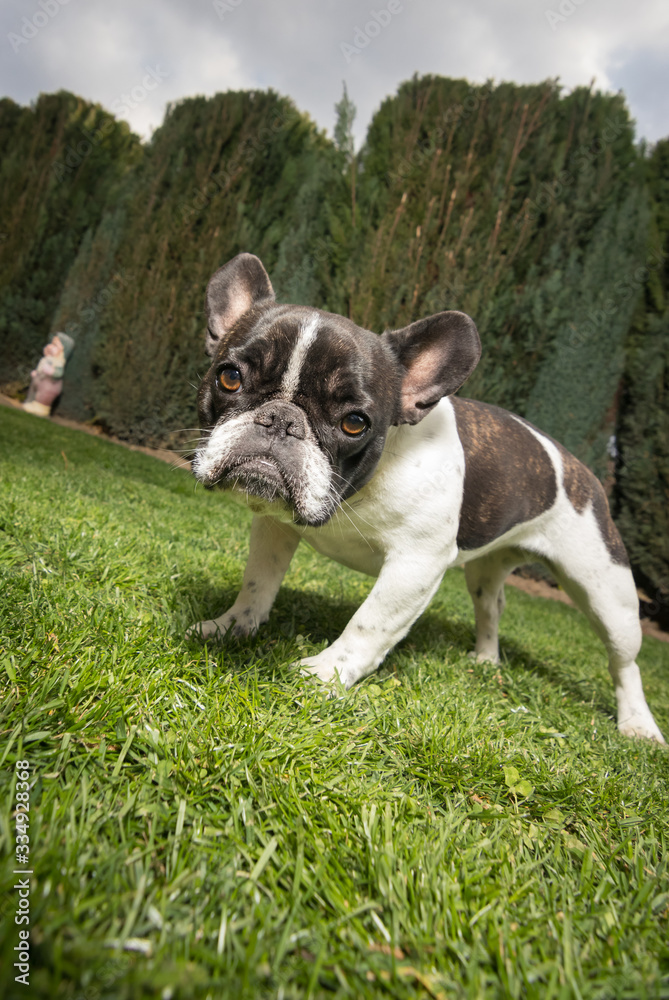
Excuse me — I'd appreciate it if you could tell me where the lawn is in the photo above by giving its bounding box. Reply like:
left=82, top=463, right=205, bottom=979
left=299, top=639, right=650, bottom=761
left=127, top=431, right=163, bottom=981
left=1, top=404, right=668, bottom=1000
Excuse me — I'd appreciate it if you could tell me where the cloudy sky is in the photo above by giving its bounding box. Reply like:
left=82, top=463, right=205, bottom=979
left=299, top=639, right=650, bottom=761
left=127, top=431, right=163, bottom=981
left=2, top=0, right=668, bottom=148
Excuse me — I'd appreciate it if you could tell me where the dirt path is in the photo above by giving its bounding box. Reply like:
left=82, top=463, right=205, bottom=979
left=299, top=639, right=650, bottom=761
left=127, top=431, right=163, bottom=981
left=3, top=393, right=667, bottom=643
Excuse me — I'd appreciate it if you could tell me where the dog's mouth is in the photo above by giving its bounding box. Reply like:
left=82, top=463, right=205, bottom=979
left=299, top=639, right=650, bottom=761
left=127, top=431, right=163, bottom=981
left=217, top=456, right=293, bottom=506
left=193, top=434, right=338, bottom=526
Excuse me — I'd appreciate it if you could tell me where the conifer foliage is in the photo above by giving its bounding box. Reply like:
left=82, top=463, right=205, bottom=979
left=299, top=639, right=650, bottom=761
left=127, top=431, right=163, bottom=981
left=613, top=140, right=669, bottom=624
left=0, top=92, right=140, bottom=384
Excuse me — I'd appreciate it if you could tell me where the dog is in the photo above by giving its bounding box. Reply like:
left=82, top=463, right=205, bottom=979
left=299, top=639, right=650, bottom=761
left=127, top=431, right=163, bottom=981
left=189, top=252, right=664, bottom=743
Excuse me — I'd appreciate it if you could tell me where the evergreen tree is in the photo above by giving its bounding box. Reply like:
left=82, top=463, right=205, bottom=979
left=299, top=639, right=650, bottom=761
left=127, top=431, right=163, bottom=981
left=334, top=83, right=356, bottom=161
left=0, top=93, right=140, bottom=386
left=614, top=139, right=669, bottom=623
left=334, top=83, right=357, bottom=229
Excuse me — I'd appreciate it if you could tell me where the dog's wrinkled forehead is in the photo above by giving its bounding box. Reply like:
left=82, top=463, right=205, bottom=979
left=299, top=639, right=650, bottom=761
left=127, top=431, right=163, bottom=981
left=223, top=303, right=391, bottom=408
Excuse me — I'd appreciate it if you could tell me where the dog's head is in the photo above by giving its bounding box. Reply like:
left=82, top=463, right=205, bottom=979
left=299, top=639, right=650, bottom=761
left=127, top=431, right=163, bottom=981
left=192, top=253, right=481, bottom=525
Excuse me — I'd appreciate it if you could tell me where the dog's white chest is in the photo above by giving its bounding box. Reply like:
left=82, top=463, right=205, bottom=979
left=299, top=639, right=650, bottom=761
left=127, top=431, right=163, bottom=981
left=298, top=523, right=386, bottom=576
left=296, top=399, right=465, bottom=577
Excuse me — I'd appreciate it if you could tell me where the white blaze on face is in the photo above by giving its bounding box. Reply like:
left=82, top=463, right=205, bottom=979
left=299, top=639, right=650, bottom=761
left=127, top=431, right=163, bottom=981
left=281, top=314, right=320, bottom=401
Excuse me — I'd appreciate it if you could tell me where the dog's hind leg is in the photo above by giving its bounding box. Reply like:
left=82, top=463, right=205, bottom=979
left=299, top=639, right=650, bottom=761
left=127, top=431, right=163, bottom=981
left=542, top=536, right=665, bottom=743
left=464, top=548, right=523, bottom=664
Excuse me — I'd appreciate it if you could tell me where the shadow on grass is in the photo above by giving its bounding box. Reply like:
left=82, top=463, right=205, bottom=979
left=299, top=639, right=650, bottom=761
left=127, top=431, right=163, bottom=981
left=181, top=577, right=617, bottom=722
left=406, top=603, right=617, bottom=722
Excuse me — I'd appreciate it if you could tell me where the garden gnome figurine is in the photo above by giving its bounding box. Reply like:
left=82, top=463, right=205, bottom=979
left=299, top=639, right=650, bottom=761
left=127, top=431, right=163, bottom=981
left=22, top=333, right=75, bottom=417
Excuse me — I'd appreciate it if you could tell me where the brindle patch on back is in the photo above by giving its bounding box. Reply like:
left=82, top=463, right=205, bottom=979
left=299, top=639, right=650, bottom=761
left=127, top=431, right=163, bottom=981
left=557, top=442, right=629, bottom=566
left=453, top=398, right=557, bottom=550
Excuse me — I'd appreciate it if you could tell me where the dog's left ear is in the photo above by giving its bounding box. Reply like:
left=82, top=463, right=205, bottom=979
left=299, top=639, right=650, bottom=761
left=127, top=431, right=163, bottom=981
left=381, top=311, right=481, bottom=425
left=205, top=253, right=275, bottom=358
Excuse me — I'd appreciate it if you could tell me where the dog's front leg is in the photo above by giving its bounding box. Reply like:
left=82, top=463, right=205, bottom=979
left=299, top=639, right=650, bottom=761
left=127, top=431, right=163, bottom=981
left=299, top=549, right=453, bottom=689
left=188, top=515, right=300, bottom=640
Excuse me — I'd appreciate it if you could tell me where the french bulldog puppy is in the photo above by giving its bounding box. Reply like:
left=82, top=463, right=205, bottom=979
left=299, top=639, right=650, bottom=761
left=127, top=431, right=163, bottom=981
left=189, top=253, right=664, bottom=743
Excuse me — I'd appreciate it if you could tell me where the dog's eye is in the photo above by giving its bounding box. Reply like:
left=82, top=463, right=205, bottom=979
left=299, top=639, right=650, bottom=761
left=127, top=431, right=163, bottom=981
left=341, top=413, right=368, bottom=436
left=218, top=367, right=242, bottom=392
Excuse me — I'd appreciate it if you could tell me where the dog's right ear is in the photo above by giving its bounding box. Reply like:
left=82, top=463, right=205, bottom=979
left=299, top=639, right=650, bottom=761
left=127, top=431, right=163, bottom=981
left=205, top=253, right=275, bottom=358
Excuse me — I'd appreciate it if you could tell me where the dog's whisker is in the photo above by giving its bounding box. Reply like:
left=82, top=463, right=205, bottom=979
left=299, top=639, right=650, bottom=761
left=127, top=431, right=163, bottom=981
left=337, top=501, right=374, bottom=550
left=328, top=483, right=377, bottom=534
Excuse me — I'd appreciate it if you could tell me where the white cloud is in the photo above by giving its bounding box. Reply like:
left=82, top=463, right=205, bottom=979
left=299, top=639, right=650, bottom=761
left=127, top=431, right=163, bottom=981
left=0, top=0, right=667, bottom=145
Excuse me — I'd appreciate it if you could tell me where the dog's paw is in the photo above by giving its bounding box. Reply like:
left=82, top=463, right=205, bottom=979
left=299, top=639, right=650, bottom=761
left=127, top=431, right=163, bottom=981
left=467, top=648, right=500, bottom=665
left=186, top=618, right=228, bottom=642
left=297, top=653, right=347, bottom=691
left=186, top=609, right=257, bottom=643
left=618, top=715, right=666, bottom=744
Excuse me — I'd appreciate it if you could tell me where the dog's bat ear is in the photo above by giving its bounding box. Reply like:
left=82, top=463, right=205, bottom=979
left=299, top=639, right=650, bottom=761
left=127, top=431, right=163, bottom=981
left=382, top=311, right=481, bottom=425
left=204, top=253, right=275, bottom=358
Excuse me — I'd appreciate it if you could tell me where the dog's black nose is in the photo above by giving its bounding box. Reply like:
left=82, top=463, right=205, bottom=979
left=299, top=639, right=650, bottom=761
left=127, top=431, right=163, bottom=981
left=253, top=401, right=307, bottom=440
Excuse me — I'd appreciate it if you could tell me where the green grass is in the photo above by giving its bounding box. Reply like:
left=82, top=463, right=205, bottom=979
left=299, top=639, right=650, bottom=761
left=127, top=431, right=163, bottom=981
left=0, top=404, right=668, bottom=1000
